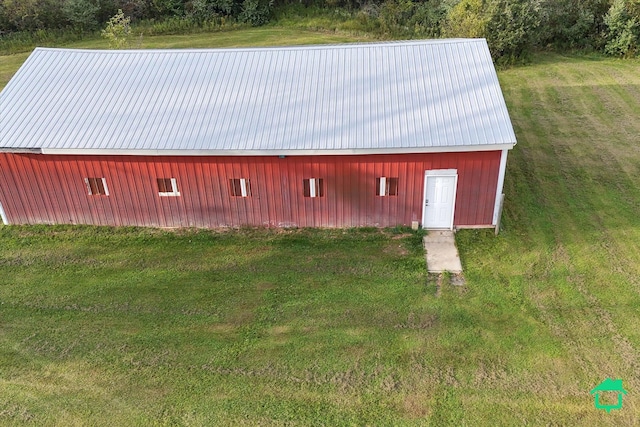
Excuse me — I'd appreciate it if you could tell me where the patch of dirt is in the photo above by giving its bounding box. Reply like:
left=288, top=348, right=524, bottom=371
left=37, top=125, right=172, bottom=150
left=269, top=325, right=291, bottom=335
left=450, top=273, right=466, bottom=286
left=433, top=273, right=466, bottom=297
left=435, top=274, right=443, bottom=297
left=206, top=323, right=237, bottom=334
left=391, top=233, right=413, bottom=239
left=0, top=404, right=35, bottom=422
left=383, top=243, right=409, bottom=256
left=394, top=312, right=438, bottom=330
left=256, top=282, right=275, bottom=291
left=402, top=393, right=431, bottom=419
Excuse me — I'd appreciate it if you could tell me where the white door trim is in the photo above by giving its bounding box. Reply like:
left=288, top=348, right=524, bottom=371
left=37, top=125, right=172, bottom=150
left=0, top=200, right=8, bottom=225
left=422, top=169, right=458, bottom=230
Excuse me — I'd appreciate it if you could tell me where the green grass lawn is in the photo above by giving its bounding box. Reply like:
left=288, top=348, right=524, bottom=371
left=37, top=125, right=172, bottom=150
left=0, top=27, right=374, bottom=91
left=0, top=226, right=431, bottom=425
left=1, top=30, right=640, bottom=425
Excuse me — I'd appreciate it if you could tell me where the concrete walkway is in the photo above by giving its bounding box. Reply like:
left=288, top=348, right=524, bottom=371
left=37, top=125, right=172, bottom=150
left=423, top=230, right=463, bottom=273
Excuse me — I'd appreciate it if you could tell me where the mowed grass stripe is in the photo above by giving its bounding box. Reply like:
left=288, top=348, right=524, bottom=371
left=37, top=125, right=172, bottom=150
left=496, top=55, right=640, bottom=421
left=543, top=61, right=640, bottom=325
left=1, top=226, right=438, bottom=424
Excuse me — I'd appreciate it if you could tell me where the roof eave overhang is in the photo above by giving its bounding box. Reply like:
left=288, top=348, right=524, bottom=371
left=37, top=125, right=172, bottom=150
left=31, top=143, right=515, bottom=157
left=0, top=148, right=42, bottom=154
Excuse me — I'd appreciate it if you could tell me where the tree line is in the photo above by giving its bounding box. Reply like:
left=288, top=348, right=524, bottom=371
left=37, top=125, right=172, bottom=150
left=1, top=0, right=640, bottom=61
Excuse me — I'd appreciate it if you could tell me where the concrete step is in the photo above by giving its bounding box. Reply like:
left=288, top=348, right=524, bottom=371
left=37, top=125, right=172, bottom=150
left=423, top=231, right=462, bottom=273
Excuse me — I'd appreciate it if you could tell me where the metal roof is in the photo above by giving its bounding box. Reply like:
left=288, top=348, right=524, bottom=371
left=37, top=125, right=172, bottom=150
left=0, top=39, right=516, bottom=155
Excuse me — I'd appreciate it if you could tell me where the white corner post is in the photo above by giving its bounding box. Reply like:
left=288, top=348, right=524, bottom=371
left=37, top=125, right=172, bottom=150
left=492, top=149, right=509, bottom=226
left=0, top=200, right=8, bottom=225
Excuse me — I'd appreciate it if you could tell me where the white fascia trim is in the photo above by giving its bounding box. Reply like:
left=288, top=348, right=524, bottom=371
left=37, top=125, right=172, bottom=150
left=34, top=40, right=486, bottom=55
left=0, top=148, right=41, bottom=154
left=0, top=200, right=8, bottom=225
left=492, top=149, right=509, bottom=225
left=39, top=143, right=515, bottom=157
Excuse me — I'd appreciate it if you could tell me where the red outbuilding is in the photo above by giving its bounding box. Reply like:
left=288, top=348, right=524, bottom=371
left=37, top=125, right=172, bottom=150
left=0, top=39, right=516, bottom=229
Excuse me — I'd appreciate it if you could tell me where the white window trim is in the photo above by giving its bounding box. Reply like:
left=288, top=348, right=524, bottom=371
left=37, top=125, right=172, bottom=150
left=240, top=178, right=249, bottom=197
left=309, top=178, right=317, bottom=198
left=159, top=178, right=180, bottom=197
left=85, top=177, right=109, bottom=196
left=379, top=176, right=387, bottom=196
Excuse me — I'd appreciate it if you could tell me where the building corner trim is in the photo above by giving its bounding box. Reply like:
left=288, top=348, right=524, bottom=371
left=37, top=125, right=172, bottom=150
left=492, top=149, right=509, bottom=225
left=0, top=200, right=8, bottom=225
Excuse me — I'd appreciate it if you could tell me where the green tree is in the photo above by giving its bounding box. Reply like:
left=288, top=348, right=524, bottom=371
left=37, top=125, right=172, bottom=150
left=115, top=0, right=146, bottom=20
left=378, top=0, right=416, bottom=36
left=101, top=9, right=131, bottom=48
left=537, top=0, right=609, bottom=50
left=442, top=0, right=488, bottom=39
left=409, top=0, right=448, bottom=38
left=148, top=0, right=183, bottom=18
left=186, top=0, right=219, bottom=23
left=238, top=0, right=273, bottom=25
left=1, top=0, right=65, bottom=31
left=0, top=2, right=10, bottom=32
left=485, top=0, right=541, bottom=63
left=63, top=0, right=99, bottom=32
left=604, top=0, right=639, bottom=56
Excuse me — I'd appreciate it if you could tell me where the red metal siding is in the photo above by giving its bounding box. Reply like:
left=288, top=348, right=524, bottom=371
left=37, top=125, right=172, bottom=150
left=0, top=151, right=501, bottom=228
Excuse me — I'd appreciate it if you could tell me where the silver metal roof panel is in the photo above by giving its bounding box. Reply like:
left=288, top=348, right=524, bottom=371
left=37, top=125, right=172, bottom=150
left=0, top=39, right=516, bottom=155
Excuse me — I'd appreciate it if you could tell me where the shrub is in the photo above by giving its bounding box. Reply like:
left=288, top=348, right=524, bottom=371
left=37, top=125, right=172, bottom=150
left=102, top=9, right=132, bottom=49
left=441, top=0, right=488, bottom=39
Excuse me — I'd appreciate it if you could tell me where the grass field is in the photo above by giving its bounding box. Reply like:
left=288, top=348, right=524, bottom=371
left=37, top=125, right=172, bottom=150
left=1, top=30, right=640, bottom=425
left=0, top=28, right=374, bottom=91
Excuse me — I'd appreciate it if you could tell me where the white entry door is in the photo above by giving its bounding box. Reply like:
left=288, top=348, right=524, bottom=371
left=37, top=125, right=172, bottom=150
left=422, top=170, right=457, bottom=229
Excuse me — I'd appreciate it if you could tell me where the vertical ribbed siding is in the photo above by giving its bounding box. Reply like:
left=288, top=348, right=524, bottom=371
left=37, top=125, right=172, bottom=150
left=0, top=152, right=501, bottom=228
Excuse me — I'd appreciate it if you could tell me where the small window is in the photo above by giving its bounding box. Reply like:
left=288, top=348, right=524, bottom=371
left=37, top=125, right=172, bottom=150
left=85, top=177, right=109, bottom=196
left=230, top=178, right=251, bottom=197
left=158, top=178, right=180, bottom=196
left=303, top=178, right=324, bottom=198
left=376, top=177, right=398, bottom=196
